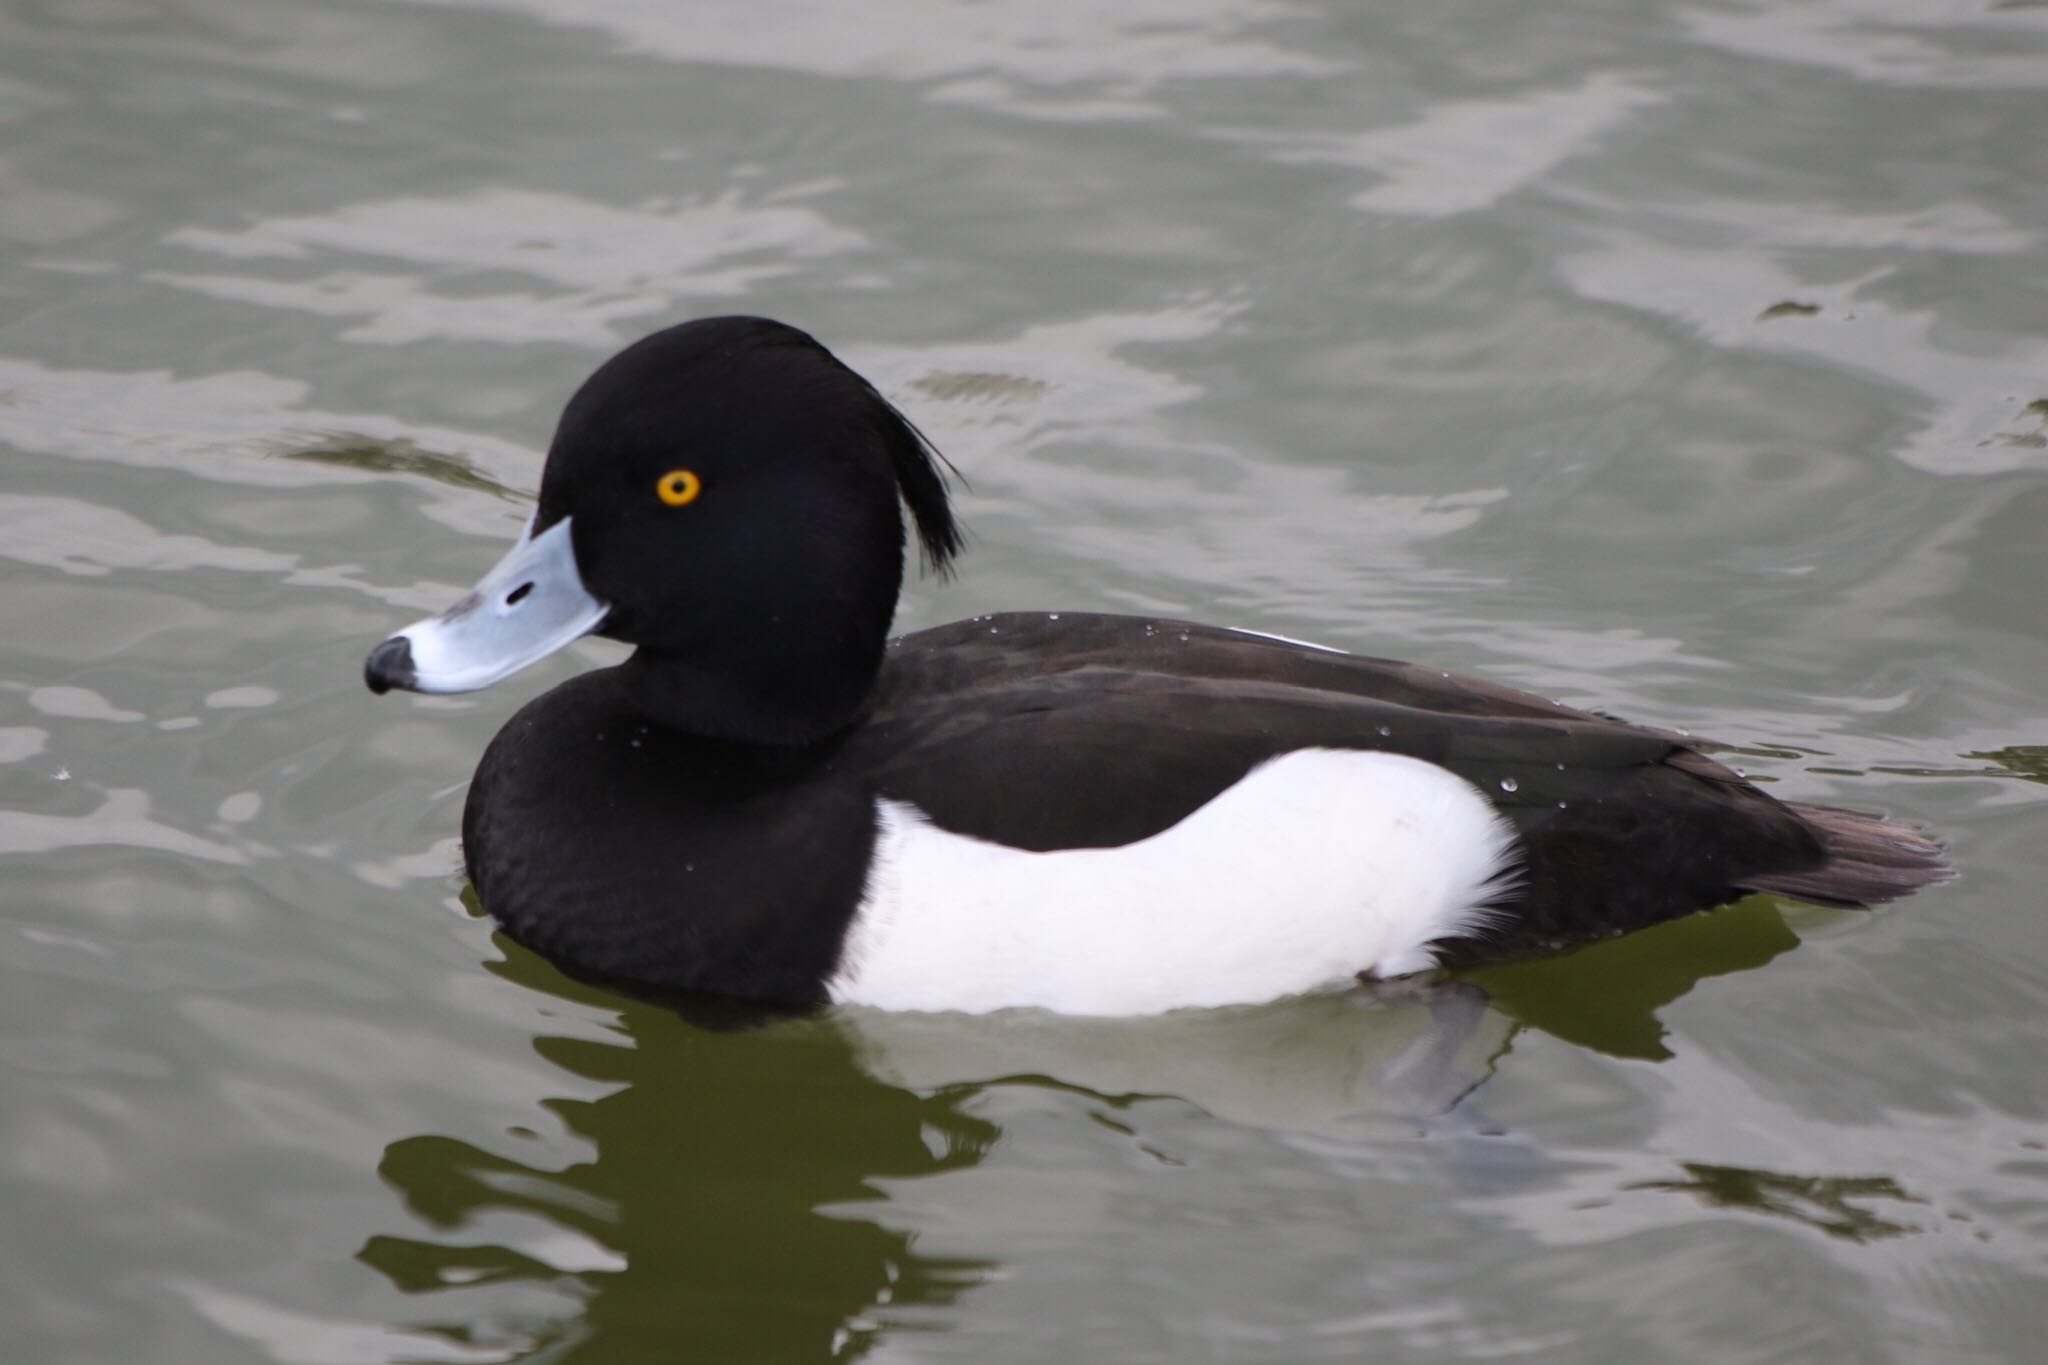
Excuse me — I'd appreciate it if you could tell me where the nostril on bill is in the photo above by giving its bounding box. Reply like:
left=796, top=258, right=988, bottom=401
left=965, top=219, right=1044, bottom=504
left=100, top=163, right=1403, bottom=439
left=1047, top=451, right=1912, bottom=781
left=505, top=582, right=534, bottom=606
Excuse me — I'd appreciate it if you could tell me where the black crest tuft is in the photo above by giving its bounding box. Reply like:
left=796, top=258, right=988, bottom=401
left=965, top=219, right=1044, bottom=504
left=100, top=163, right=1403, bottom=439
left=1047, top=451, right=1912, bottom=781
left=855, top=374, right=964, bottom=578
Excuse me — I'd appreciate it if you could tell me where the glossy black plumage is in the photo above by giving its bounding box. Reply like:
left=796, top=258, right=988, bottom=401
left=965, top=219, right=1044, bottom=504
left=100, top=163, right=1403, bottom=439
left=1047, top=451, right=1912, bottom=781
left=373, top=314, right=1950, bottom=1010
left=463, top=607, right=1945, bottom=1001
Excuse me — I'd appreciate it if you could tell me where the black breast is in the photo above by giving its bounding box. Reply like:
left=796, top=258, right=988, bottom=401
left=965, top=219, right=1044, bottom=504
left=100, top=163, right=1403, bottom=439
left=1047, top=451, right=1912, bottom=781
left=462, top=670, right=878, bottom=1003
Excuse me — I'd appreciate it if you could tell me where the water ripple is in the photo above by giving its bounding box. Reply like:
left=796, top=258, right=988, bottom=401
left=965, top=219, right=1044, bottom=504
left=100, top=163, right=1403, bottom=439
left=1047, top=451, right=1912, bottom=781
left=156, top=187, right=867, bottom=347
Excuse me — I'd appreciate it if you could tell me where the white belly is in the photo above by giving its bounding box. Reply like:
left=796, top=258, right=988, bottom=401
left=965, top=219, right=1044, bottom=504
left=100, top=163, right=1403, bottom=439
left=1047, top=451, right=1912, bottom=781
left=828, top=748, right=1519, bottom=1015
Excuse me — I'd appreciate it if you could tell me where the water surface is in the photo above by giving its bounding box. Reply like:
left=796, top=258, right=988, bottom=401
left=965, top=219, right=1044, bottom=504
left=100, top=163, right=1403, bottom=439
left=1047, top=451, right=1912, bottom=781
left=3, top=1, right=2046, bottom=1360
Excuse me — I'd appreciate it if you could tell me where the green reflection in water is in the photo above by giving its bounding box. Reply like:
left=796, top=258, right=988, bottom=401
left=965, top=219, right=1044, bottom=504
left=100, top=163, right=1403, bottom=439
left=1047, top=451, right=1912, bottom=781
left=1966, top=745, right=2048, bottom=785
left=1632, top=1163, right=1925, bottom=1242
left=1755, top=299, right=1822, bottom=322
left=1464, top=896, right=1801, bottom=1061
left=279, top=433, right=527, bottom=501
left=361, top=942, right=996, bottom=1363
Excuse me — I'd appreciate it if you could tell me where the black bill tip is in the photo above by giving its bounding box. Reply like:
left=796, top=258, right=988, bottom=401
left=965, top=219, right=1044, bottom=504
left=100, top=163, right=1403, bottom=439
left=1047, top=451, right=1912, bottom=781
left=364, top=636, right=417, bottom=695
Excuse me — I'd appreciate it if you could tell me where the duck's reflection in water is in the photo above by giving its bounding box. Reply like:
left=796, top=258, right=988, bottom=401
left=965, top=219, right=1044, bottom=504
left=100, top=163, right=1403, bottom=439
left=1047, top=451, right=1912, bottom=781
left=839, top=976, right=1511, bottom=1134
left=361, top=944, right=1512, bottom=1361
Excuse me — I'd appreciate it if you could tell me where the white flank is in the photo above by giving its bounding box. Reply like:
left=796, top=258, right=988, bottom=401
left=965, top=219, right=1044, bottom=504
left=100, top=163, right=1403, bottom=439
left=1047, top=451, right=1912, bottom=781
left=829, top=749, right=1518, bottom=1016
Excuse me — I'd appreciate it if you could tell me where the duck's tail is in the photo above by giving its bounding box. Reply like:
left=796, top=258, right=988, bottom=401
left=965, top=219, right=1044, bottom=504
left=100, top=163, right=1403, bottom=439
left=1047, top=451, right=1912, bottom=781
left=1739, top=802, right=1954, bottom=908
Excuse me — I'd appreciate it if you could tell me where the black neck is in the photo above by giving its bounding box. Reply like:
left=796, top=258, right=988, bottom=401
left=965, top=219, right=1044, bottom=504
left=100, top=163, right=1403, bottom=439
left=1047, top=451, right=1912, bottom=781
left=619, top=639, right=881, bottom=747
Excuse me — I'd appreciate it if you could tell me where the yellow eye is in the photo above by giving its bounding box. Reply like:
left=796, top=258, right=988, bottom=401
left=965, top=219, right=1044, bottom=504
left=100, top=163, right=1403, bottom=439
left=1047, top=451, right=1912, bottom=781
left=655, top=468, right=701, bottom=506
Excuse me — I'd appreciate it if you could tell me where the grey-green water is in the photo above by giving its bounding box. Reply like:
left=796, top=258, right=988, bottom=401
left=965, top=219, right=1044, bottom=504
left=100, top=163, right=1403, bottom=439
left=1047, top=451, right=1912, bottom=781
left=4, top=1, right=2047, bottom=1360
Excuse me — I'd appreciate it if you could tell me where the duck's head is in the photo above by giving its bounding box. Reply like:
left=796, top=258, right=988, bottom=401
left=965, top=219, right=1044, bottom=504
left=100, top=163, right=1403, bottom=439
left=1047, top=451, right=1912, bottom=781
left=364, top=316, right=962, bottom=744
